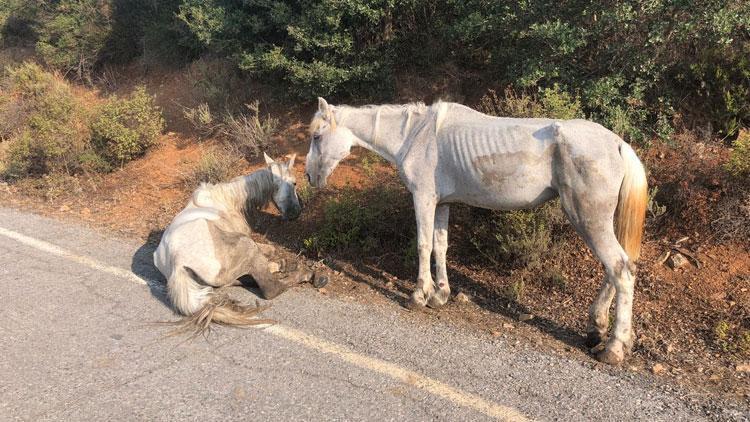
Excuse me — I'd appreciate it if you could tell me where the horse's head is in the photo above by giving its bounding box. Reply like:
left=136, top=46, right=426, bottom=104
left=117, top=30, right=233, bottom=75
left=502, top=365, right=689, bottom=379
left=265, top=152, right=302, bottom=220
left=305, top=97, right=356, bottom=188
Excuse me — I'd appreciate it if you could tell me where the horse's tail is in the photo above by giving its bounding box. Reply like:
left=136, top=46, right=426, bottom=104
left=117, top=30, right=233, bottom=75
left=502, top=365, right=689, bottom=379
left=167, top=266, right=273, bottom=337
left=615, top=142, right=648, bottom=262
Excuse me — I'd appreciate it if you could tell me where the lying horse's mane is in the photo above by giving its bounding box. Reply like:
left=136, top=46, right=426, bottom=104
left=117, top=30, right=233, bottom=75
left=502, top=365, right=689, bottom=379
left=193, top=168, right=275, bottom=218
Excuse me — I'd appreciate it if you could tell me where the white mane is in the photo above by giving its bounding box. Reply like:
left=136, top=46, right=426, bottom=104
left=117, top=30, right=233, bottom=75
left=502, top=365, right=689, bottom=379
left=192, top=169, right=274, bottom=216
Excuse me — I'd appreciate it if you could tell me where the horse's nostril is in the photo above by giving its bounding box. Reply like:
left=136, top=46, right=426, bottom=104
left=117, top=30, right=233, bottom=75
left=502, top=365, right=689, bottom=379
left=305, top=172, right=311, bottom=184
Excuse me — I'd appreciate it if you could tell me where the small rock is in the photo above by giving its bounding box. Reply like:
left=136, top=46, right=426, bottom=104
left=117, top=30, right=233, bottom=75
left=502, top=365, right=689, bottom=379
left=518, top=313, right=534, bottom=322
left=59, top=205, right=70, bottom=212
left=317, top=287, right=328, bottom=295
left=490, top=330, right=501, bottom=337
left=384, top=281, right=395, bottom=289
left=709, top=374, right=722, bottom=381
left=736, top=363, right=750, bottom=373
left=666, top=343, right=675, bottom=353
left=667, top=253, right=689, bottom=270
left=455, top=292, right=470, bottom=303
left=651, top=363, right=666, bottom=374
left=502, top=323, right=514, bottom=329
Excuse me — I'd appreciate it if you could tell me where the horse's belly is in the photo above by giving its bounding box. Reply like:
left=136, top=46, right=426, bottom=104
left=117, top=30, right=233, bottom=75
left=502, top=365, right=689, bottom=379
left=441, top=151, right=556, bottom=210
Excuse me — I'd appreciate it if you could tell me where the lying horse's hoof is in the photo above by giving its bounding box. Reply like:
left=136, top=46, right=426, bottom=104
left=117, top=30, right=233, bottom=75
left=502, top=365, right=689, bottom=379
left=312, top=274, right=329, bottom=289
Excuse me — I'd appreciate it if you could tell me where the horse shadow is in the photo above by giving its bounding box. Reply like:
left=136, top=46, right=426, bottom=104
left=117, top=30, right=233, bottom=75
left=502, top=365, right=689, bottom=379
left=254, top=206, right=590, bottom=353
left=130, top=230, right=171, bottom=309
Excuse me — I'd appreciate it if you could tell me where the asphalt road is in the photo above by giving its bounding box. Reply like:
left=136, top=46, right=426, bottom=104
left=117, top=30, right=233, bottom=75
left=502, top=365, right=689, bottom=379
left=0, top=207, right=747, bottom=421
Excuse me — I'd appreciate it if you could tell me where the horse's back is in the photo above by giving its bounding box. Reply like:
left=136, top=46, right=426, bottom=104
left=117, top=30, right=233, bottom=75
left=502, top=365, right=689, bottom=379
left=432, top=106, right=625, bottom=209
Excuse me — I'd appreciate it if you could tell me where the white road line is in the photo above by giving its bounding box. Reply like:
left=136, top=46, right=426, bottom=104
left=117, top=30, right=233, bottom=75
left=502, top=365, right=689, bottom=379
left=266, top=324, right=531, bottom=421
left=0, top=224, right=531, bottom=422
left=0, top=226, right=147, bottom=286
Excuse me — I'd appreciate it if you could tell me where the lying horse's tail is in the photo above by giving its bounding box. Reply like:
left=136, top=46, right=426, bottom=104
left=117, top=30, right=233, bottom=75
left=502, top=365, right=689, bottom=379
left=167, top=266, right=273, bottom=337
left=615, top=143, right=648, bottom=261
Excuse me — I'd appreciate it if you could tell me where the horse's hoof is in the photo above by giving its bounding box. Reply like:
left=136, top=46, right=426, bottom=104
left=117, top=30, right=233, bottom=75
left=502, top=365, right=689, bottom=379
left=596, top=348, right=624, bottom=365
left=312, top=274, right=329, bottom=289
left=427, top=292, right=449, bottom=308
left=584, top=331, right=605, bottom=348
left=287, top=269, right=313, bottom=285
left=406, top=296, right=427, bottom=311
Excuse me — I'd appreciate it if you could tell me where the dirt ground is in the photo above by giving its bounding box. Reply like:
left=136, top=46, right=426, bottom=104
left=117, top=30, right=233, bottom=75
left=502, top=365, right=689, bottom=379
left=0, top=67, right=748, bottom=406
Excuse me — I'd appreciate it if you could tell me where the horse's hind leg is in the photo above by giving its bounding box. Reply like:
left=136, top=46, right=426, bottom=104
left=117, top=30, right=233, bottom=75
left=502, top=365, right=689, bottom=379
left=576, top=224, right=635, bottom=364
left=428, top=204, right=450, bottom=308
left=586, top=280, right=615, bottom=347
left=559, top=188, right=635, bottom=364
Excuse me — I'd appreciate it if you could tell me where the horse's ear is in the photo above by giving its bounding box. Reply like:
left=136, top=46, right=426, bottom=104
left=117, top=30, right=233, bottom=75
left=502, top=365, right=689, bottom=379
left=318, top=97, right=329, bottom=114
left=263, top=152, right=274, bottom=165
left=287, top=153, right=296, bottom=169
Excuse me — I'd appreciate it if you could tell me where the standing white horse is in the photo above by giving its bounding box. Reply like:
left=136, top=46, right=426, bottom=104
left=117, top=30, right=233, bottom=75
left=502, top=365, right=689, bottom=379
left=304, top=98, right=647, bottom=364
left=154, top=153, right=312, bottom=333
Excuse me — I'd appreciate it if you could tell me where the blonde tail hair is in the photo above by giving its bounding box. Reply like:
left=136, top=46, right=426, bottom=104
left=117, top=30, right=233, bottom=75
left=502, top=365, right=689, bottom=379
left=167, top=267, right=273, bottom=337
left=615, top=143, right=648, bottom=261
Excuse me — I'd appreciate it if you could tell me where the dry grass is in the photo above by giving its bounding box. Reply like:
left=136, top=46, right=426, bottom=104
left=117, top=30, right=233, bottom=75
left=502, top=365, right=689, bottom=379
left=221, top=101, right=279, bottom=161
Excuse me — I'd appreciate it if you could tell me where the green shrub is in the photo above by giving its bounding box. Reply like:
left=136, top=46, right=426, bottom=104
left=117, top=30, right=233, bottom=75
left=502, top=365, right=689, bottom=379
left=725, top=129, right=750, bottom=177
left=1, top=63, right=93, bottom=179
left=468, top=203, right=564, bottom=271
left=304, top=186, right=413, bottom=258
left=713, top=320, right=750, bottom=356
left=478, top=85, right=582, bottom=120
left=35, top=0, right=111, bottom=80
left=91, top=86, right=165, bottom=166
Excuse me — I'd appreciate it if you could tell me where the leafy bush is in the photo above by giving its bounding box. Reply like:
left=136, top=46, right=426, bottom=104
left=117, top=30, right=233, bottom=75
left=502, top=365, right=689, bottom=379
left=176, top=0, right=393, bottom=98
left=478, top=85, right=582, bottom=120
left=91, top=86, right=165, bottom=166
left=468, top=203, right=564, bottom=271
left=221, top=101, right=278, bottom=161
left=304, top=186, right=414, bottom=257
left=35, top=0, right=111, bottom=80
left=0, top=62, right=93, bottom=179
left=713, top=320, right=750, bottom=356
left=725, top=129, right=750, bottom=177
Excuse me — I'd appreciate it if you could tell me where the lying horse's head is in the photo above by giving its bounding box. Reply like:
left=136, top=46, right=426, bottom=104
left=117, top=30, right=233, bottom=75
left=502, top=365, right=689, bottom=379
left=305, top=97, right=357, bottom=188
left=264, top=153, right=302, bottom=220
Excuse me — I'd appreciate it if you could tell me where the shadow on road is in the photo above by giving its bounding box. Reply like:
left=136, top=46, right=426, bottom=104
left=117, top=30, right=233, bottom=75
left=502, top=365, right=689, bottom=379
left=130, top=230, right=172, bottom=310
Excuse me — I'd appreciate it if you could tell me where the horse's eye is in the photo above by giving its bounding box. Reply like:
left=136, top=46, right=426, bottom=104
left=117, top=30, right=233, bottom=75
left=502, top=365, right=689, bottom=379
left=313, top=134, right=321, bottom=142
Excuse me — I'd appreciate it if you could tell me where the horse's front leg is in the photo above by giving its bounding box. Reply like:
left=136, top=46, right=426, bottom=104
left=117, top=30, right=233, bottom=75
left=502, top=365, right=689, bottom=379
left=408, top=194, right=437, bottom=309
left=427, top=204, right=450, bottom=308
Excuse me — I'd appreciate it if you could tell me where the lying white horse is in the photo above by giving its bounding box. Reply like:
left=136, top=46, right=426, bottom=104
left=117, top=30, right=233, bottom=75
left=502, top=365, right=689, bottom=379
left=154, top=153, right=311, bottom=331
left=304, top=98, right=647, bottom=364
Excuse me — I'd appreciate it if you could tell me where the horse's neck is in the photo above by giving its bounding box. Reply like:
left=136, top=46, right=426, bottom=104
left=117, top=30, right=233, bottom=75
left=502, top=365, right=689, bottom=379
left=241, top=169, right=275, bottom=211
left=337, top=105, right=433, bottom=164
left=201, top=169, right=274, bottom=221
